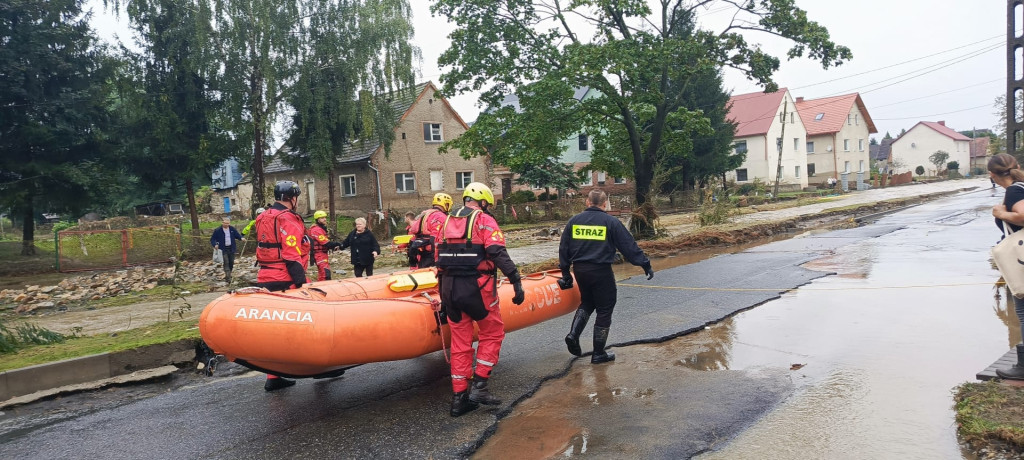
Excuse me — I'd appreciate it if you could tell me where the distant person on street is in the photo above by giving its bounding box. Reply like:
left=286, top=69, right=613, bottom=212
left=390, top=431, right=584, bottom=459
left=210, top=217, right=243, bottom=283
left=338, top=217, right=380, bottom=277
left=989, top=153, right=1024, bottom=380
left=254, top=181, right=311, bottom=391
left=308, top=210, right=342, bottom=281
left=408, top=192, right=452, bottom=268
left=436, top=182, right=525, bottom=416
left=557, top=189, right=653, bottom=364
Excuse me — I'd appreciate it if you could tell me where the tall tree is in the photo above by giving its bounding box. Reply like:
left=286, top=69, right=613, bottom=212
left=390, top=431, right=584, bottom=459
left=433, top=0, right=850, bottom=237
left=212, top=0, right=303, bottom=213
left=286, top=0, right=415, bottom=223
left=0, top=0, right=118, bottom=254
left=112, top=0, right=241, bottom=234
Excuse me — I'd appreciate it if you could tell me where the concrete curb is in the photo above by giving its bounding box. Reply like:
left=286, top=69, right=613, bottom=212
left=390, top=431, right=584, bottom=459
left=0, top=338, right=198, bottom=406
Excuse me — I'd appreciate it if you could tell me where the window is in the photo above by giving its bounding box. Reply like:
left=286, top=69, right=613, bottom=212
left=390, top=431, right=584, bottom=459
left=843, top=139, right=850, bottom=151
left=736, top=168, right=748, bottom=182
left=855, top=115, right=859, bottom=125
left=778, top=167, right=784, bottom=180
left=790, top=112, right=796, bottom=124
left=807, top=142, right=815, bottom=153
left=578, top=134, right=589, bottom=151
left=340, top=175, right=356, bottom=196
left=580, top=172, right=593, bottom=186
left=793, top=138, right=799, bottom=151
left=844, top=161, right=850, bottom=173
left=847, top=114, right=852, bottom=125
left=858, top=139, right=864, bottom=151
left=815, top=113, right=825, bottom=121
left=795, top=166, right=801, bottom=178
left=423, top=123, right=443, bottom=142
left=859, top=160, right=865, bottom=172
left=808, top=163, right=816, bottom=176
left=430, top=170, right=443, bottom=191
left=614, top=177, right=626, bottom=184
left=456, top=171, right=474, bottom=189
left=395, top=172, right=416, bottom=193
left=597, top=172, right=607, bottom=185
left=734, top=141, right=748, bottom=154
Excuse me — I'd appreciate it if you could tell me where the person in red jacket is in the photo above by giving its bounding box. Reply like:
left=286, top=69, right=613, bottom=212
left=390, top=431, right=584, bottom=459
left=308, top=210, right=341, bottom=281
left=436, top=183, right=525, bottom=416
left=254, top=180, right=311, bottom=391
left=408, top=192, right=452, bottom=268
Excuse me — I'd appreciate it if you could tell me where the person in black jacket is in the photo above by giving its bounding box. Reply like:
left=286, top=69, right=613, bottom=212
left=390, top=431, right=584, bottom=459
left=210, top=217, right=244, bottom=283
left=557, top=189, right=654, bottom=364
left=339, top=217, right=380, bottom=277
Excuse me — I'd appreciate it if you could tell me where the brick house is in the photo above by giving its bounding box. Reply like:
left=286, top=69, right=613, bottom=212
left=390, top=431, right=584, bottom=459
left=211, top=82, right=490, bottom=217
left=794, top=93, right=877, bottom=187
left=970, top=136, right=991, bottom=173
left=725, top=88, right=809, bottom=190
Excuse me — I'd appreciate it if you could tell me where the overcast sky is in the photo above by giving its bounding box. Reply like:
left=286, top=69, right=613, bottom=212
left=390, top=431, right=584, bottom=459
left=90, top=0, right=1006, bottom=141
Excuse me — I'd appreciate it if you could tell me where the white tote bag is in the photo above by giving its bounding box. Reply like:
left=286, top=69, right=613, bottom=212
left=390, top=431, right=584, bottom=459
left=992, top=217, right=1024, bottom=298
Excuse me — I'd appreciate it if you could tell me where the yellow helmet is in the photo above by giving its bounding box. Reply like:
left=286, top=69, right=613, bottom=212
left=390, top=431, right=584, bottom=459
left=462, top=182, right=494, bottom=206
left=432, top=193, right=454, bottom=213
left=313, top=210, right=328, bottom=221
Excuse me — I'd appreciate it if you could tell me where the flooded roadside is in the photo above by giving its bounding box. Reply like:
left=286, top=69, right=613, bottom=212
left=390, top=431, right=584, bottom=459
left=477, top=193, right=1012, bottom=459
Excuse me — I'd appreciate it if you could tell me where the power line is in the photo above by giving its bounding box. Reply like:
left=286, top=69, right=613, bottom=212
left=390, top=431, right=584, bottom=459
left=872, top=103, right=992, bottom=121
left=871, top=78, right=1002, bottom=109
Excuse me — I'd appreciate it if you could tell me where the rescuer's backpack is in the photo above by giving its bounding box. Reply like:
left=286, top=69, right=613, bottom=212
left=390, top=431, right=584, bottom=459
left=436, top=207, right=485, bottom=276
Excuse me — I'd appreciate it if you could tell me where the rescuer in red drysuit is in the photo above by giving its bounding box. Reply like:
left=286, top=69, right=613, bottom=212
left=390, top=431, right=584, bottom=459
left=308, top=210, right=341, bottom=281
left=408, top=192, right=452, bottom=269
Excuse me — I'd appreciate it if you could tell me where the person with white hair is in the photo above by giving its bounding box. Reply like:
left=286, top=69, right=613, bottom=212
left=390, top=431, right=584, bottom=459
left=210, top=216, right=243, bottom=282
left=338, top=217, right=380, bottom=277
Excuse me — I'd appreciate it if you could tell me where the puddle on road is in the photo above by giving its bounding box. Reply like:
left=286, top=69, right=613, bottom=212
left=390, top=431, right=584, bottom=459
left=477, top=208, right=1017, bottom=459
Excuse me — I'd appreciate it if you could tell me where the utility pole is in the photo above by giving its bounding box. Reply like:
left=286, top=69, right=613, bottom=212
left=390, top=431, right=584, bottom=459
left=774, top=99, right=788, bottom=199
left=1009, top=0, right=1022, bottom=157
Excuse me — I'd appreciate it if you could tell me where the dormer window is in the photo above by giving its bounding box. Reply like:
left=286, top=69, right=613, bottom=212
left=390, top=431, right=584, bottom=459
left=815, top=113, right=824, bottom=121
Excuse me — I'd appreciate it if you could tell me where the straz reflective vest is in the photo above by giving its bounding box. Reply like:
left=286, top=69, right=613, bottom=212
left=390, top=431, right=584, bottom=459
left=255, top=207, right=308, bottom=267
left=436, top=208, right=487, bottom=277
left=309, top=223, right=330, bottom=256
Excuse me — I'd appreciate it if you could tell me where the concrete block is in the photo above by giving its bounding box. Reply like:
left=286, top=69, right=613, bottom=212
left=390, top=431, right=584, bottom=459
left=0, top=353, right=111, bottom=401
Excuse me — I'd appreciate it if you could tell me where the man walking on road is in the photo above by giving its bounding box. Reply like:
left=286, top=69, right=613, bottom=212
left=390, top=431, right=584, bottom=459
left=558, top=189, right=654, bottom=364
left=437, top=182, right=525, bottom=416
left=254, top=180, right=311, bottom=391
left=210, top=217, right=243, bottom=283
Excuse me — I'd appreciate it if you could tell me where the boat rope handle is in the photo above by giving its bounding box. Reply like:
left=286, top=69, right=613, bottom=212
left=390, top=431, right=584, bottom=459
left=421, top=292, right=451, bottom=363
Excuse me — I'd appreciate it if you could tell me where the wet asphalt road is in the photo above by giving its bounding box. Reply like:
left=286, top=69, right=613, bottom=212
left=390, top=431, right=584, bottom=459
left=0, top=187, right=986, bottom=459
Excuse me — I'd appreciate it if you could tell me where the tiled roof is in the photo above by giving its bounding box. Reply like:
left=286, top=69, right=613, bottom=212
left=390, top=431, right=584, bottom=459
left=267, top=82, right=433, bottom=172
left=794, top=93, right=878, bottom=136
left=870, top=138, right=894, bottom=161
left=727, top=89, right=787, bottom=138
left=970, top=137, right=990, bottom=158
left=918, top=121, right=971, bottom=141
left=490, top=86, right=595, bottom=114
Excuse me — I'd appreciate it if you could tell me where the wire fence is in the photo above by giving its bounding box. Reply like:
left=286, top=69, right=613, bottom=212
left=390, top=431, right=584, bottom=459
left=57, top=226, right=182, bottom=272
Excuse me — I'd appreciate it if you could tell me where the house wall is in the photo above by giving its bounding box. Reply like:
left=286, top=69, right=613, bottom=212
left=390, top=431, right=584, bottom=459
left=805, top=133, right=835, bottom=185
left=834, top=105, right=873, bottom=180
left=890, top=125, right=970, bottom=175
left=726, top=92, right=809, bottom=189
left=373, top=91, right=488, bottom=213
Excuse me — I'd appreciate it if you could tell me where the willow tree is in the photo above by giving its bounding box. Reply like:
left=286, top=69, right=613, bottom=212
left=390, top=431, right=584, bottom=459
left=433, top=0, right=851, bottom=237
left=286, top=0, right=416, bottom=223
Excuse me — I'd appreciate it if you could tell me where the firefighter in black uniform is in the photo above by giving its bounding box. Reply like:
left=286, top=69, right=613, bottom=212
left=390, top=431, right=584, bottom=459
left=557, top=189, right=654, bottom=363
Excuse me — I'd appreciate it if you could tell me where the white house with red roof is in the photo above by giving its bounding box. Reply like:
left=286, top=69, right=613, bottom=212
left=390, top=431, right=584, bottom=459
left=794, top=93, right=877, bottom=186
left=889, top=121, right=971, bottom=176
left=725, top=88, right=808, bottom=190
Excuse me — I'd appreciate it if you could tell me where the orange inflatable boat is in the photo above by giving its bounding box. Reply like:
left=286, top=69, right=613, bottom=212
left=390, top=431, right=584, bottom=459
left=199, top=270, right=579, bottom=378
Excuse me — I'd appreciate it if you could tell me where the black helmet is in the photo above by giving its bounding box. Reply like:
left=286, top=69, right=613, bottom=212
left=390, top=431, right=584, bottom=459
left=274, top=181, right=301, bottom=200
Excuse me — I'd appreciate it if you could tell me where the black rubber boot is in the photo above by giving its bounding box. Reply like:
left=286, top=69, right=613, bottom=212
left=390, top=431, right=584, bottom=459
left=469, top=374, right=502, bottom=405
left=264, top=377, right=296, bottom=391
left=450, top=391, right=479, bottom=417
left=591, top=326, right=616, bottom=364
left=564, top=309, right=591, bottom=357
left=997, top=344, right=1024, bottom=380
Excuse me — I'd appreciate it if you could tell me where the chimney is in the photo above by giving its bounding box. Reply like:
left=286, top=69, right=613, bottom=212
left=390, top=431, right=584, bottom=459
left=796, top=97, right=804, bottom=103
left=937, top=120, right=945, bottom=126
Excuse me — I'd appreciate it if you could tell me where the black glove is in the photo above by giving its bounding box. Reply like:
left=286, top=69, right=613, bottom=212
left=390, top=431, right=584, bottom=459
left=642, top=263, right=654, bottom=280
left=512, top=281, right=526, bottom=305
left=557, top=275, right=573, bottom=290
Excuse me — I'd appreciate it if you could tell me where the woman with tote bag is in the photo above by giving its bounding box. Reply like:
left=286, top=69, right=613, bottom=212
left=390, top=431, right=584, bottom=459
left=989, top=153, right=1024, bottom=380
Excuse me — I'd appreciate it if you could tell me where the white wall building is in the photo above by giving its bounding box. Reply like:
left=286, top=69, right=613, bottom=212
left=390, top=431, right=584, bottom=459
left=725, top=88, right=809, bottom=190
left=795, top=93, right=877, bottom=186
left=889, top=121, right=971, bottom=176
